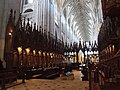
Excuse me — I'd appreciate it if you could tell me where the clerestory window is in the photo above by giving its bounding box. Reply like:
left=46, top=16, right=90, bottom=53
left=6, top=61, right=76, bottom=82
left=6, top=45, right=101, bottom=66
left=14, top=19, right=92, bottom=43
left=25, top=0, right=33, bottom=5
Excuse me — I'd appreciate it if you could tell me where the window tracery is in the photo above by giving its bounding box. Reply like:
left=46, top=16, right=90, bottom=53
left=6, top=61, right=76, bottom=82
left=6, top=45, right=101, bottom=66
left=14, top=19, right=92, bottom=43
left=25, top=0, right=33, bottom=5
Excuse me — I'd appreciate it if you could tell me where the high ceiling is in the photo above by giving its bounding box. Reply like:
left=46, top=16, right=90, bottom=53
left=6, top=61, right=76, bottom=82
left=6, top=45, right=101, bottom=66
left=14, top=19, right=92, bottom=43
left=62, top=0, right=103, bottom=42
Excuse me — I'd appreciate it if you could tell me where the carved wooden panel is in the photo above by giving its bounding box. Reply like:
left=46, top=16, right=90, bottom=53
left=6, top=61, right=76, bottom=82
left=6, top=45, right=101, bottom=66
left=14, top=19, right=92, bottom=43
left=102, top=0, right=120, bottom=17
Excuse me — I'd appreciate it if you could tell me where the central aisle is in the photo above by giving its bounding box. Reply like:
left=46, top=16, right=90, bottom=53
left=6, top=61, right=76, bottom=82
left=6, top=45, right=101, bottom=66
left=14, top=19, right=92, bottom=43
left=8, top=70, right=89, bottom=90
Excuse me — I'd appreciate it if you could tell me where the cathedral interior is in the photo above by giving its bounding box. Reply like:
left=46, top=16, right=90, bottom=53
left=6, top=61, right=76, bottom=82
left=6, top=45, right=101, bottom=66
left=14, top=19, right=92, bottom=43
left=0, top=0, right=120, bottom=90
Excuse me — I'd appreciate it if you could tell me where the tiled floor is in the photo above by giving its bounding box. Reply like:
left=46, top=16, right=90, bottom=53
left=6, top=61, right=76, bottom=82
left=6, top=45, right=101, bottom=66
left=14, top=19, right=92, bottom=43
left=8, top=70, right=89, bottom=90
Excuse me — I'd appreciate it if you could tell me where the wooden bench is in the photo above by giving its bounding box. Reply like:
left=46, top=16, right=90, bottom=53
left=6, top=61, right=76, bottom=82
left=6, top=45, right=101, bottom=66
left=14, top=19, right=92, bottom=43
left=0, top=72, right=17, bottom=89
left=32, top=74, right=42, bottom=78
left=46, top=72, right=59, bottom=78
left=42, top=67, right=60, bottom=78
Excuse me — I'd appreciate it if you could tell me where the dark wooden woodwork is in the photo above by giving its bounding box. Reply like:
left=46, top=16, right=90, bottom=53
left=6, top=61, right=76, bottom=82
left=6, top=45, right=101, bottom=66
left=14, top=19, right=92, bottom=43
left=3, top=9, right=69, bottom=84
left=96, top=1, right=120, bottom=89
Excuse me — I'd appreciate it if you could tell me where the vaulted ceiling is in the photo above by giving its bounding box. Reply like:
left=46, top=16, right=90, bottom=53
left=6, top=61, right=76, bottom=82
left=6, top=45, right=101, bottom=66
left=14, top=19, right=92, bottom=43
left=62, top=0, right=103, bottom=42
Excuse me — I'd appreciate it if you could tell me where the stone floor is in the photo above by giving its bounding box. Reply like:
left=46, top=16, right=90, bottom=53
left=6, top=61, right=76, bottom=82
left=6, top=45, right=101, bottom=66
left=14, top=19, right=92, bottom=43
left=8, top=70, right=89, bottom=90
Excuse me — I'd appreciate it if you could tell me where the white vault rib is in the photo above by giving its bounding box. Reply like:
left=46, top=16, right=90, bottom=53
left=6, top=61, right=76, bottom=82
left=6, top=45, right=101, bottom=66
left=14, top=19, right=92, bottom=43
left=62, top=0, right=102, bottom=41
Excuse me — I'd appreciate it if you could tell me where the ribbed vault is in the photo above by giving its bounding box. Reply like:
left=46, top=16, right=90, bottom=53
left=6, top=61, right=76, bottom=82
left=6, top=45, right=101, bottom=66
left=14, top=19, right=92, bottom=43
left=62, top=0, right=102, bottom=42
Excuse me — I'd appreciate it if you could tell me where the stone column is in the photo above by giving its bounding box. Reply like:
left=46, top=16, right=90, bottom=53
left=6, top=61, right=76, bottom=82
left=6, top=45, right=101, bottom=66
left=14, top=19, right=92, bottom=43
left=38, top=0, right=42, bottom=28
left=0, top=0, right=5, bottom=68
left=42, top=0, right=45, bottom=32
left=47, top=0, right=50, bottom=33
left=49, top=0, right=54, bottom=35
